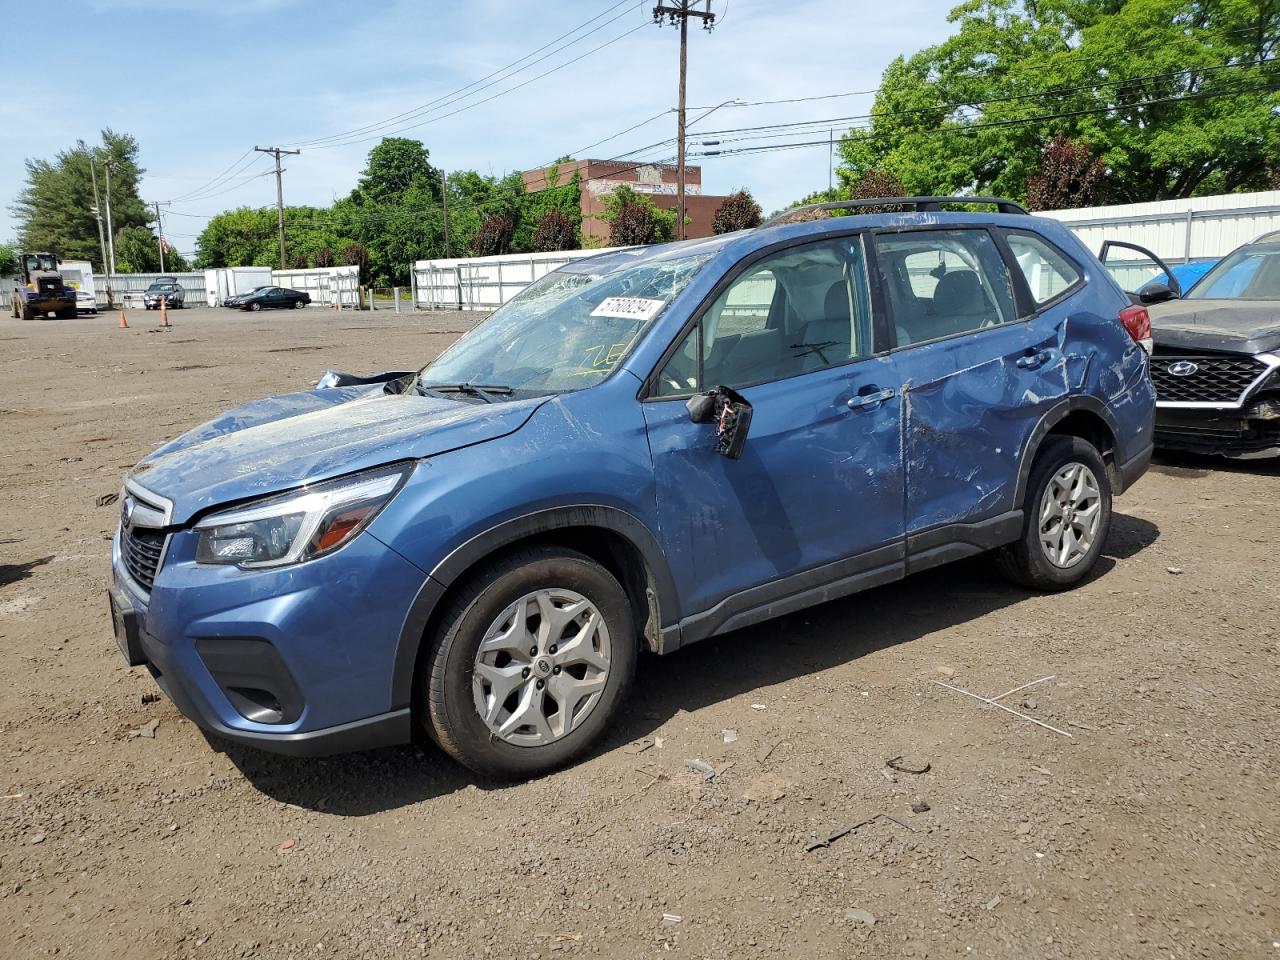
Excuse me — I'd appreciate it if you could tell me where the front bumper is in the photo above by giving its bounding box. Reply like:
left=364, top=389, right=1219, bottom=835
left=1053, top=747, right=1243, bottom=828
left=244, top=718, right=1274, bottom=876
left=1155, top=399, right=1280, bottom=459
left=110, top=523, right=426, bottom=756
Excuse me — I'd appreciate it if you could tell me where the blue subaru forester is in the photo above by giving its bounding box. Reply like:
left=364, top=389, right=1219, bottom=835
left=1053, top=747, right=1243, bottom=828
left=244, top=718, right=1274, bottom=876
left=110, top=198, right=1157, bottom=778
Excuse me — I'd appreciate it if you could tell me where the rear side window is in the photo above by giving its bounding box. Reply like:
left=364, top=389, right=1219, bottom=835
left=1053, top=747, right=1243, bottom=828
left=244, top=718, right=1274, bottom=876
left=1005, top=231, right=1081, bottom=304
left=875, top=229, right=1016, bottom=346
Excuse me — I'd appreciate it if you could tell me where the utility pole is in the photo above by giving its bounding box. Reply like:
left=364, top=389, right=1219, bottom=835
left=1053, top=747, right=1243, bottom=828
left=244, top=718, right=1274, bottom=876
left=103, top=162, right=117, bottom=276
left=152, top=201, right=170, bottom=272
left=440, top=168, right=453, bottom=259
left=653, top=1, right=715, bottom=241
left=254, top=146, right=301, bottom=269
left=89, top=158, right=113, bottom=306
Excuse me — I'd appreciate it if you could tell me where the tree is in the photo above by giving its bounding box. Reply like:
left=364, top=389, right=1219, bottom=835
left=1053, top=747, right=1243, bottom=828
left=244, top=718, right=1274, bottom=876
left=288, top=253, right=308, bottom=270
left=846, top=168, right=909, bottom=212
left=351, top=137, right=441, bottom=206
left=113, top=226, right=190, bottom=273
left=711, top=189, right=763, bottom=233
left=0, top=241, right=17, bottom=279
left=341, top=242, right=371, bottom=285
left=194, top=205, right=347, bottom=269
left=1025, top=135, right=1106, bottom=210
left=470, top=215, right=514, bottom=257
left=12, top=130, right=150, bottom=269
left=313, top=246, right=335, bottom=267
left=603, top=185, right=676, bottom=246
left=836, top=0, right=1280, bottom=203
left=532, top=210, right=577, bottom=251
left=514, top=170, right=581, bottom=253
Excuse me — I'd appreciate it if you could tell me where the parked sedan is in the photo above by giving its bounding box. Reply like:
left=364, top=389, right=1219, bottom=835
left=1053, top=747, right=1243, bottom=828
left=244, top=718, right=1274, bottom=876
left=143, top=282, right=185, bottom=309
left=1148, top=231, right=1280, bottom=458
left=236, top=286, right=310, bottom=311
left=75, top=290, right=98, bottom=314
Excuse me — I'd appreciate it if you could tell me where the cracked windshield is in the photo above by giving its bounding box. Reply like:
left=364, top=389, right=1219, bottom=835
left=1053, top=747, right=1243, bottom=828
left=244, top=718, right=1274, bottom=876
left=421, top=253, right=709, bottom=396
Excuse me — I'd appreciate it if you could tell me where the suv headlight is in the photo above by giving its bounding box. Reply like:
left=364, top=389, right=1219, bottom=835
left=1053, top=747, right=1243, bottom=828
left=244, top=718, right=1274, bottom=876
left=194, top=464, right=409, bottom=568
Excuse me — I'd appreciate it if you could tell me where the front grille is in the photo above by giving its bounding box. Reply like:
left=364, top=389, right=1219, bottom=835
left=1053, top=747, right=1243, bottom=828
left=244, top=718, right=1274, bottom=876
left=121, top=526, right=166, bottom=592
left=1150, top=352, right=1271, bottom=405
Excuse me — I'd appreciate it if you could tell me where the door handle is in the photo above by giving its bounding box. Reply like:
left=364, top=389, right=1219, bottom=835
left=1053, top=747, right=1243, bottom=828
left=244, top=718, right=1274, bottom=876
left=1016, top=350, right=1052, bottom=369
left=846, top=387, right=895, bottom=409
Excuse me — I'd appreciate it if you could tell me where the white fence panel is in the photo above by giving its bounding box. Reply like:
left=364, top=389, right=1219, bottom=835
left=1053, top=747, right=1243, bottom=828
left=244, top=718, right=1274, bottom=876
left=271, top=266, right=361, bottom=307
left=1041, top=190, right=1280, bottom=263
left=94, top=272, right=204, bottom=304
left=412, top=247, right=630, bottom=311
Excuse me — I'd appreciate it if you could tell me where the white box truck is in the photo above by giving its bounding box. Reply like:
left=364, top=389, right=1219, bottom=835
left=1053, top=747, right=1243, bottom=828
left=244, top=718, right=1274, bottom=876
left=58, top=260, right=98, bottom=314
left=204, top=266, right=273, bottom=306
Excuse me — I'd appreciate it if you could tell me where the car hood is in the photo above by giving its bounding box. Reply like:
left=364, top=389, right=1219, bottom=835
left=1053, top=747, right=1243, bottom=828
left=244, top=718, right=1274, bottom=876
left=129, top=386, right=547, bottom=524
left=1150, top=299, right=1280, bottom=355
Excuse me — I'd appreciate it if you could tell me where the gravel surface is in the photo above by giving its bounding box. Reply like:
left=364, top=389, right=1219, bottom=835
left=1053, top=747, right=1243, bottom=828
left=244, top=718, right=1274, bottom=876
left=1, top=307, right=1277, bottom=959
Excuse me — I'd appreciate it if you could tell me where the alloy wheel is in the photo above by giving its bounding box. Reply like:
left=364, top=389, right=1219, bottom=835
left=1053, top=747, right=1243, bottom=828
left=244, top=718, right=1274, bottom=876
left=471, top=588, right=611, bottom=747
left=1038, top=461, right=1102, bottom=568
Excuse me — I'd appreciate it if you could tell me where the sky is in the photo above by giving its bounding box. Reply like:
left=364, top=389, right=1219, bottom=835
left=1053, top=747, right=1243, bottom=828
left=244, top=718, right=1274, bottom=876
left=0, top=0, right=961, bottom=256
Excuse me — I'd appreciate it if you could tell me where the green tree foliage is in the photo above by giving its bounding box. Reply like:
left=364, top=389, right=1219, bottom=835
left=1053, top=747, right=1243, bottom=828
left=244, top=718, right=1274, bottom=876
left=341, top=242, right=371, bottom=285
left=532, top=210, right=577, bottom=252
left=352, top=137, right=442, bottom=206
left=513, top=171, right=581, bottom=252
left=194, top=206, right=344, bottom=269
left=470, top=215, right=515, bottom=257
left=114, top=226, right=190, bottom=272
left=602, top=186, right=675, bottom=246
left=12, top=130, right=150, bottom=269
left=837, top=0, right=1280, bottom=203
left=1025, top=134, right=1107, bottom=210
left=0, top=241, right=17, bottom=279
left=711, top=189, right=763, bottom=233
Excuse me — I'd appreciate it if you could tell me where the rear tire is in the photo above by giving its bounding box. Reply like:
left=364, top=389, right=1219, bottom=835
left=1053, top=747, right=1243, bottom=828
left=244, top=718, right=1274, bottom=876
left=422, top=545, right=637, bottom=780
left=294, top=299, right=305, bottom=309
left=995, top=436, right=1112, bottom=591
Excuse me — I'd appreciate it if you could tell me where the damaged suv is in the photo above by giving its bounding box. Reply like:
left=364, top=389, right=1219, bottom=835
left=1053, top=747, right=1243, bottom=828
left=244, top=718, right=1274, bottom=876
left=110, top=197, right=1155, bottom=778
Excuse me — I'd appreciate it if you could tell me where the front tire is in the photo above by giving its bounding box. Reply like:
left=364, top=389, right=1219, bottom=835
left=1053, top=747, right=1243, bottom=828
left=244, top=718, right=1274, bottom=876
left=996, top=436, right=1112, bottom=590
left=423, top=545, right=637, bottom=779
left=250, top=301, right=262, bottom=312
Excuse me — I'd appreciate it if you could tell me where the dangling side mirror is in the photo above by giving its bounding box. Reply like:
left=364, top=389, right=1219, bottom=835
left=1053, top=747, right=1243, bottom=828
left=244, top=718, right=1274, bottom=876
left=686, top=385, right=753, bottom=459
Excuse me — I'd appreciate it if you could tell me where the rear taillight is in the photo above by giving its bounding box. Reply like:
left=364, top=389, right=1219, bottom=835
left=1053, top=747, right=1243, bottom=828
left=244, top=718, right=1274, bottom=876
left=1118, top=304, right=1153, bottom=354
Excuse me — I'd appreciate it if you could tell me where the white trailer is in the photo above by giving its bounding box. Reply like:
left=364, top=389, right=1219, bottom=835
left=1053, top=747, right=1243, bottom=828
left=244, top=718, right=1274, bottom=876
left=58, top=260, right=98, bottom=313
left=204, top=266, right=273, bottom=306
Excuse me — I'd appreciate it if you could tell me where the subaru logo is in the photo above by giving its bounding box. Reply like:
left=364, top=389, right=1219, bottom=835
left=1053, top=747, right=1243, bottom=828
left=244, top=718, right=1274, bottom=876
left=1167, top=360, right=1199, bottom=377
left=121, top=496, right=136, bottom=528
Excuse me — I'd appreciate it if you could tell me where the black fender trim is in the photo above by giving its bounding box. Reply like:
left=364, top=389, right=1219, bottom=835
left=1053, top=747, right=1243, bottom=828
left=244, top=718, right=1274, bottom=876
left=1012, top=396, right=1123, bottom=506
left=390, top=505, right=678, bottom=709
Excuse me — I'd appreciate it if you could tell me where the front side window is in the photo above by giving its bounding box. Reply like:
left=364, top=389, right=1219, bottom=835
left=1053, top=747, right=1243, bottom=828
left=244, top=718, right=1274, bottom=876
left=1005, top=231, right=1081, bottom=305
left=655, top=236, right=873, bottom=396
left=875, top=229, right=1016, bottom=346
left=423, top=252, right=709, bottom=397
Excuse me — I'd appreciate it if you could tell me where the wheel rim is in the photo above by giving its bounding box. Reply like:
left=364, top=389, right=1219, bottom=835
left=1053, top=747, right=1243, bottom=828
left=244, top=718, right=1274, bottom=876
left=1038, top=461, right=1102, bottom=569
left=471, top=588, right=611, bottom=747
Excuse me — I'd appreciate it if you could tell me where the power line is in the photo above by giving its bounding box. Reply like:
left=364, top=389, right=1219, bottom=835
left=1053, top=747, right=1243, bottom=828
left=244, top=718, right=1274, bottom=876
left=288, top=0, right=638, bottom=148
left=308, top=21, right=651, bottom=150
left=254, top=146, right=301, bottom=269
left=166, top=148, right=259, bottom=203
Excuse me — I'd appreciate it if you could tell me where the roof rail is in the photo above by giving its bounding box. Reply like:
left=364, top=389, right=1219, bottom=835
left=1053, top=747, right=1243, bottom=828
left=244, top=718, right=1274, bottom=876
left=764, top=195, right=1030, bottom=227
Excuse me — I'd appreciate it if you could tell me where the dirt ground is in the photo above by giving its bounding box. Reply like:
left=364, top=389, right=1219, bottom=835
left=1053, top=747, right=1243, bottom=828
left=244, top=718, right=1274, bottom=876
left=1, top=306, right=1277, bottom=960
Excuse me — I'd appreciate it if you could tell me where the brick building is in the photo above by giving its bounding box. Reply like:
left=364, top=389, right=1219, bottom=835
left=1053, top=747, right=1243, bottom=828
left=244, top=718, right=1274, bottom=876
left=522, top=159, right=732, bottom=243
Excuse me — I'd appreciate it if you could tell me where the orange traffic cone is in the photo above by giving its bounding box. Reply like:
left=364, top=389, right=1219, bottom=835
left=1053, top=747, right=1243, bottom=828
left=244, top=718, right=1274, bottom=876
left=118, top=309, right=128, bottom=329
left=160, top=297, right=170, bottom=327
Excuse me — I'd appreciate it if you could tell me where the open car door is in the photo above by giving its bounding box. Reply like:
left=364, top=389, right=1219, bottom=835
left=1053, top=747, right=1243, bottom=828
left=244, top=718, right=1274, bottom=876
left=1098, top=240, right=1181, bottom=305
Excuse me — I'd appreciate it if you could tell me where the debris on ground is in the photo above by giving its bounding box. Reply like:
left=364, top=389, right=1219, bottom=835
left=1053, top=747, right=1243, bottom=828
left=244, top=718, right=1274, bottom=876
left=684, top=758, right=716, bottom=781
left=750, top=703, right=767, bottom=711
left=140, top=692, right=160, bottom=705
left=934, top=666, right=956, bottom=678
left=623, top=738, right=654, bottom=755
left=661, top=913, right=682, bottom=924
left=910, top=799, right=931, bottom=814
left=95, top=492, right=119, bottom=508
left=721, top=728, right=737, bottom=744
left=984, top=895, right=1002, bottom=911
left=844, top=908, right=876, bottom=926
left=805, top=813, right=917, bottom=852
left=1022, top=696, right=1038, bottom=710
left=755, top=739, right=782, bottom=764
left=1167, top=566, right=1184, bottom=575
left=279, top=839, right=296, bottom=853
left=30, top=833, right=46, bottom=844
left=134, top=718, right=160, bottom=738
left=886, top=755, right=931, bottom=775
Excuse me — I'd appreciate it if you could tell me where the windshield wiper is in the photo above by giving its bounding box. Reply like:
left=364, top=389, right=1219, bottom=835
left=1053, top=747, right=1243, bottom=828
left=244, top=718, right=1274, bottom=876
left=418, top=381, right=514, bottom=404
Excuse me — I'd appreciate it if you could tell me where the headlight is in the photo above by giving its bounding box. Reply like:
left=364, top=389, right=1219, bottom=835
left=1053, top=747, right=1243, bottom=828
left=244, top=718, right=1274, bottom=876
left=194, top=464, right=409, bottom=568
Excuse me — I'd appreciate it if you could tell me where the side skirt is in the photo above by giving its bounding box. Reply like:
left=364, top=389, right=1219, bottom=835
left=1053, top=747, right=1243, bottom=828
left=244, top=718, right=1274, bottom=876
left=670, top=509, right=1023, bottom=652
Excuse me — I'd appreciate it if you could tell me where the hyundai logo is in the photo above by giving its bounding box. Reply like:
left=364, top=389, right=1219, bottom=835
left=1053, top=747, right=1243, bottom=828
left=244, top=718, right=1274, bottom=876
left=1167, top=360, right=1199, bottom=377
left=121, top=496, right=136, bottom=528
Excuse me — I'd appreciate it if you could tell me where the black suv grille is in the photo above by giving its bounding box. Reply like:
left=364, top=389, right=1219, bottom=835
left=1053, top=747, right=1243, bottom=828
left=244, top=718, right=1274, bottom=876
left=121, top=526, right=166, bottom=591
left=1150, top=352, right=1270, bottom=405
